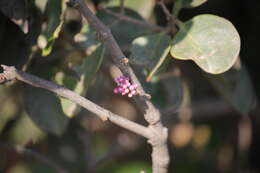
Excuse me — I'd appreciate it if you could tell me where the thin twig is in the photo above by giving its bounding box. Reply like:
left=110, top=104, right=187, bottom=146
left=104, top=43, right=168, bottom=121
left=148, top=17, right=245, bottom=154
left=157, top=0, right=177, bottom=34
left=0, top=141, right=68, bottom=173
left=157, top=0, right=172, bottom=20
left=98, top=6, right=164, bottom=33
left=68, top=1, right=170, bottom=173
left=0, top=65, right=151, bottom=139
left=119, top=0, right=125, bottom=14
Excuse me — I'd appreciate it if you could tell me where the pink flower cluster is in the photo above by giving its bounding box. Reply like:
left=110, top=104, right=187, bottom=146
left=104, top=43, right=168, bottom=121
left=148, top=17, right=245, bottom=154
left=113, top=75, right=138, bottom=97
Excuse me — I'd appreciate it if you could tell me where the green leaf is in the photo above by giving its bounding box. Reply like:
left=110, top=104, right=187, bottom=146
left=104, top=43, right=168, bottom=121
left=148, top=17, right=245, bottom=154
left=42, top=20, right=64, bottom=56
left=205, top=63, right=255, bottom=115
left=23, top=85, right=69, bottom=136
left=170, top=15, right=241, bottom=74
left=82, top=44, right=105, bottom=89
left=105, top=0, right=155, bottom=19
left=35, top=0, right=48, bottom=12
left=8, top=112, right=46, bottom=146
left=97, top=7, right=150, bottom=49
left=176, top=0, right=207, bottom=8
left=75, top=25, right=100, bottom=55
left=40, top=0, right=66, bottom=56
left=55, top=44, right=105, bottom=118
left=172, top=0, right=207, bottom=16
left=130, top=33, right=171, bottom=81
left=55, top=72, right=80, bottom=118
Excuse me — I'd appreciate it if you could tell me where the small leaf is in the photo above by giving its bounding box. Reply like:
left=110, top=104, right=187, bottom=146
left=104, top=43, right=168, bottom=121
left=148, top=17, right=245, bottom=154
left=55, top=44, right=105, bottom=118
left=172, top=0, right=207, bottom=16
left=82, top=44, right=105, bottom=89
left=40, top=0, right=66, bottom=56
left=130, top=33, right=171, bottom=81
left=106, top=0, right=155, bottom=19
left=170, top=15, right=241, bottom=74
left=97, top=7, right=151, bottom=49
left=176, top=0, right=207, bottom=8
left=55, top=72, right=79, bottom=118
left=205, top=63, right=255, bottom=115
left=8, top=112, right=46, bottom=146
left=75, top=25, right=100, bottom=55
left=23, top=85, right=69, bottom=136
left=42, top=20, right=64, bottom=56
left=35, top=0, right=48, bottom=12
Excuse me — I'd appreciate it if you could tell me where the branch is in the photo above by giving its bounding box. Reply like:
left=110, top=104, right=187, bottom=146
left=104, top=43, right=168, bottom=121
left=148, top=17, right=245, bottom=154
left=68, top=1, right=169, bottom=173
left=98, top=6, right=165, bottom=33
left=157, top=0, right=172, bottom=20
left=157, top=0, right=177, bottom=34
left=68, top=0, right=152, bottom=101
left=0, top=65, right=151, bottom=139
left=0, top=141, right=68, bottom=173
left=119, top=0, right=125, bottom=14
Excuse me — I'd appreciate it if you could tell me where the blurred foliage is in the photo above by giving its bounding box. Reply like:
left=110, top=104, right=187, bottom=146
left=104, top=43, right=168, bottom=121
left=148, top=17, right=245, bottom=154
left=0, top=0, right=258, bottom=173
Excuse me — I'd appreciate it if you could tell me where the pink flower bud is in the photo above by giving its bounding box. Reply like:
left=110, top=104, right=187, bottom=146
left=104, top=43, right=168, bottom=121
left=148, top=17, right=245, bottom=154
left=113, top=88, right=119, bottom=94
left=133, top=84, right=138, bottom=88
left=113, top=75, right=138, bottom=97
left=131, top=90, right=136, bottom=95
left=129, top=85, right=135, bottom=90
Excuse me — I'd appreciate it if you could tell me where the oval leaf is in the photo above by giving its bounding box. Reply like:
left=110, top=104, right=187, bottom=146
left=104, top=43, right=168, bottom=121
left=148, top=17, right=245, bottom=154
left=170, top=14, right=241, bottom=74
left=23, top=85, right=69, bottom=136
left=176, top=0, right=207, bottom=8
left=130, top=33, right=171, bottom=80
left=97, top=7, right=150, bottom=49
left=56, top=44, right=105, bottom=118
left=8, top=112, right=45, bottom=146
left=40, top=0, right=66, bottom=56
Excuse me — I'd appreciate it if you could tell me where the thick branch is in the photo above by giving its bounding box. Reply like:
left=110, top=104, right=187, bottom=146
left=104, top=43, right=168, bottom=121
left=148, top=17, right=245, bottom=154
left=68, top=1, right=170, bottom=173
left=0, top=65, right=151, bottom=139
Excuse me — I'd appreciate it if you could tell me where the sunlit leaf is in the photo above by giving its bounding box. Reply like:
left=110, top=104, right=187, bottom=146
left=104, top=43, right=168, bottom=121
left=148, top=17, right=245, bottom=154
left=55, top=44, right=105, bottom=118
left=105, top=0, right=155, bottom=19
left=40, top=0, right=66, bottom=56
left=0, top=97, right=17, bottom=133
left=176, top=0, right=207, bottom=8
left=130, top=33, right=171, bottom=81
left=97, top=7, right=151, bottom=49
left=75, top=25, right=100, bottom=55
left=82, top=44, right=105, bottom=89
left=42, top=20, right=64, bottom=56
left=205, top=63, right=255, bottom=115
left=23, top=85, right=69, bottom=136
left=172, top=0, right=207, bottom=17
left=170, top=15, right=241, bottom=74
left=9, top=112, right=46, bottom=145
left=35, top=0, right=48, bottom=12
